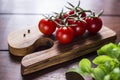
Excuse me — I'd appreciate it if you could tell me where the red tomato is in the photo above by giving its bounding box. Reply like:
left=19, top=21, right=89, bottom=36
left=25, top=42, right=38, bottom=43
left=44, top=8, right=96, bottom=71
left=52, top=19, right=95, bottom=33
left=68, top=20, right=87, bottom=36
left=38, top=19, right=56, bottom=35
left=63, top=13, right=69, bottom=18
left=68, top=10, right=74, bottom=15
left=54, top=18, right=61, bottom=24
left=81, top=12, right=86, bottom=18
left=56, top=27, right=74, bottom=44
left=54, top=18, right=62, bottom=28
left=72, top=20, right=87, bottom=36
left=67, top=18, right=76, bottom=25
left=85, top=17, right=102, bottom=33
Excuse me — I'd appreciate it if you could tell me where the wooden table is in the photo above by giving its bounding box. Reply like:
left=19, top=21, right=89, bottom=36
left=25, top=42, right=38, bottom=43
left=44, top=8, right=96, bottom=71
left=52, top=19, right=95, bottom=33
left=0, top=0, right=120, bottom=80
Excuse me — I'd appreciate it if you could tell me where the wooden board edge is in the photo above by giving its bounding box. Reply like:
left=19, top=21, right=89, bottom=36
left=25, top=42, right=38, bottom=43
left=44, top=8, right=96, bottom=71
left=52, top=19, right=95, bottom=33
left=21, top=34, right=116, bottom=75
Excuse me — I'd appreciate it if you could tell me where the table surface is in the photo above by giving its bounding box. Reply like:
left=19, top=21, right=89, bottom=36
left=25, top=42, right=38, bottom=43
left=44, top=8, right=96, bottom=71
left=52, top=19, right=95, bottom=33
left=0, top=0, right=120, bottom=80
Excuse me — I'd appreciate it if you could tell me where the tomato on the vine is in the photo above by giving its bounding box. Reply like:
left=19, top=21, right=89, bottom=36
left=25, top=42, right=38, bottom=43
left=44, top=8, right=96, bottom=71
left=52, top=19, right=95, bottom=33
left=68, top=10, right=74, bottom=15
left=85, top=17, right=102, bottom=33
left=63, top=13, right=69, bottom=18
left=68, top=10, right=86, bottom=18
left=72, top=20, right=87, bottom=36
left=56, top=27, right=74, bottom=44
left=67, top=18, right=76, bottom=25
left=54, top=18, right=61, bottom=24
left=54, top=18, right=62, bottom=28
left=68, top=19, right=87, bottom=36
left=80, top=12, right=86, bottom=18
left=37, top=1, right=104, bottom=45
left=38, top=19, right=56, bottom=35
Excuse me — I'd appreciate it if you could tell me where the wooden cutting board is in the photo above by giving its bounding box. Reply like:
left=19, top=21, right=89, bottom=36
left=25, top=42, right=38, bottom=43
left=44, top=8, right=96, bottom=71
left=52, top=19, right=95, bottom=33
left=8, top=26, right=116, bottom=75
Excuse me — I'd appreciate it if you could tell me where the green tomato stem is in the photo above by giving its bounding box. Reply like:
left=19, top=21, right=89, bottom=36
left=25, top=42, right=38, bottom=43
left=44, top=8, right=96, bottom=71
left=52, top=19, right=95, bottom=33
left=98, top=10, right=104, bottom=17
left=67, top=1, right=75, bottom=8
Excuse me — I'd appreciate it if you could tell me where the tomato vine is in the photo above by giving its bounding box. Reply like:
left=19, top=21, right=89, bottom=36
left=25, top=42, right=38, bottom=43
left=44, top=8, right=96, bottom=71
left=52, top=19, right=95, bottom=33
left=38, top=1, right=103, bottom=44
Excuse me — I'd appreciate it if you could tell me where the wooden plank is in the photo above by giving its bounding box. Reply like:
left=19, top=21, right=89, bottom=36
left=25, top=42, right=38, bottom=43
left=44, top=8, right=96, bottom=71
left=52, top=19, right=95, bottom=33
left=7, top=26, right=116, bottom=75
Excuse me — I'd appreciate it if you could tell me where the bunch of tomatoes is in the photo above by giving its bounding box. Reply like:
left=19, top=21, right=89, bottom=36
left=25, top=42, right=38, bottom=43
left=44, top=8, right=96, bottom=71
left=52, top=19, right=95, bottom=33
left=38, top=1, right=103, bottom=44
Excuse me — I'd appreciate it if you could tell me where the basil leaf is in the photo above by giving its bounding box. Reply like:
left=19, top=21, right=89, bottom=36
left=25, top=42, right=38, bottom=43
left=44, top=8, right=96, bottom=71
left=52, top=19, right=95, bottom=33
left=93, top=67, right=106, bottom=80
left=79, top=58, right=92, bottom=73
left=104, top=60, right=117, bottom=72
left=111, top=47, right=120, bottom=59
left=98, top=65, right=110, bottom=74
left=104, top=74, right=111, bottom=80
left=97, top=43, right=120, bottom=58
left=93, top=55, right=112, bottom=65
left=110, top=67, right=120, bottom=80
left=68, top=68, right=81, bottom=74
left=118, top=42, right=120, bottom=48
left=97, top=43, right=116, bottom=56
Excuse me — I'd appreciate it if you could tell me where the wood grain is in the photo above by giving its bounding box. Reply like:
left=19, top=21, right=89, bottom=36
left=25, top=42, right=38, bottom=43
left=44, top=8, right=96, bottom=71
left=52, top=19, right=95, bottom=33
left=8, top=26, right=54, bottom=56
left=0, top=0, right=120, bottom=80
left=20, top=26, right=116, bottom=75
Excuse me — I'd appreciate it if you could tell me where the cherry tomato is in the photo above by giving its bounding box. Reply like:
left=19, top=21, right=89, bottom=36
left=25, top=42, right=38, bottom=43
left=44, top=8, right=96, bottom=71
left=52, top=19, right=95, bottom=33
left=85, top=17, right=102, bottom=33
left=54, top=18, right=61, bottom=24
left=72, top=20, right=87, bottom=36
left=68, top=10, right=74, bottom=15
left=80, top=12, right=86, bottom=18
left=54, top=18, right=62, bottom=28
left=63, top=13, right=69, bottom=18
left=38, top=19, right=56, bottom=35
left=54, top=13, right=68, bottom=27
left=56, top=27, right=74, bottom=44
left=67, top=18, right=76, bottom=25
left=68, top=19, right=87, bottom=36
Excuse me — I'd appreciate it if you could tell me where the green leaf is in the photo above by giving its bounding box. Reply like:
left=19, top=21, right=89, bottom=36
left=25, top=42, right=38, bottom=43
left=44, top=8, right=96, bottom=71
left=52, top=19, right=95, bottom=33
left=110, top=67, right=120, bottom=80
left=79, top=58, right=92, bottom=73
left=67, top=42, right=120, bottom=80
left=97, top=43, right=116, bottom=55
left=104, top=61, right=113, bottom=70
left=104, top=74, right=111, bottom=80
left=97, top=43, right=120, bottom=58
left=103, top=60, right=117, bottom=72
left=98, top=65, right=110, bottom=74
left=93, top=55, right=113, bottom=65
left=111, top=47, right=120, bottom=59
left=68, top=68, right=81, bottom=74
left=118, top=42, right=120, bottom=48
left=68, top=68, right=88, bottom=76
left=92, top=67, right=106, bottom=80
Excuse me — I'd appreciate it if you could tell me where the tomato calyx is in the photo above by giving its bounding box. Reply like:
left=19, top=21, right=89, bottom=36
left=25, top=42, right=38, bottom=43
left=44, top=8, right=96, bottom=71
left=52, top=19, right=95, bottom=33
left=66, top=1, right=92, bottom=19
left=88, top=10, right=104, bottom=18
left=98, top=10, right=104, bottom=17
